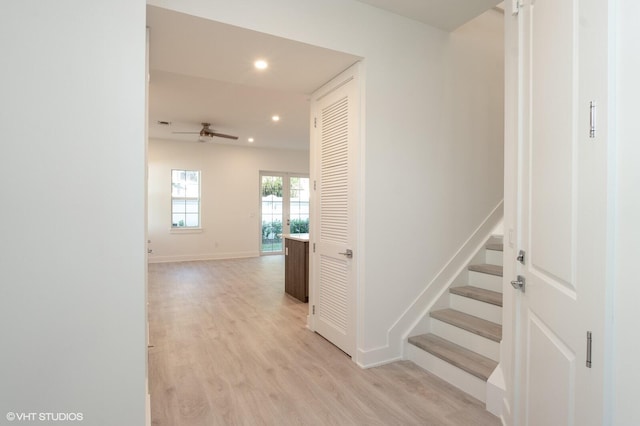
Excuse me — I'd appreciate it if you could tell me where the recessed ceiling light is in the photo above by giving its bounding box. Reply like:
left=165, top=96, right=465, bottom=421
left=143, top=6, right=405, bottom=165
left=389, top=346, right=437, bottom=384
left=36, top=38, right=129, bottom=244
left=254, top=59, right=268, bottom=70
left=272, top=115, right=280, bottom=122
left=248, top=138, right=254, bottom=143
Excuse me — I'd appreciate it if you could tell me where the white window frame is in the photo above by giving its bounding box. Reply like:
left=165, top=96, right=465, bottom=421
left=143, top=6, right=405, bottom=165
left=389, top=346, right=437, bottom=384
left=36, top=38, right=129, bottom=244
left=170, top=169, right=201, bottom=231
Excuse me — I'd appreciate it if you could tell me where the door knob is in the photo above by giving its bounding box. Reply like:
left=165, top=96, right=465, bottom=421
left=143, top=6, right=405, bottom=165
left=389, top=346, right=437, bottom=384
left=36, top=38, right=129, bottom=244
left=338, top=249, right=353, bottom=258
left=511, top=275, right=526, bottom=292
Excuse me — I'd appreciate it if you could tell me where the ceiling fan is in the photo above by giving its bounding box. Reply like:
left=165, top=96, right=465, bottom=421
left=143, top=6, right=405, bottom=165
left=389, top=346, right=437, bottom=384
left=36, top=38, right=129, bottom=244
left=173, top=122, right=239, bottom=142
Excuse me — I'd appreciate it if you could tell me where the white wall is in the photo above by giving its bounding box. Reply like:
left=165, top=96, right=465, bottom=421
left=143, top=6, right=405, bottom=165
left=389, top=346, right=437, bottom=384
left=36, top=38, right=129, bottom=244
left=148, top=0, right=504, bottom=365
left=0, top=1, right=146, bottom=425
left=613, top=0, right=640, bottom=424
left=148, top=139, right=309, bottom=262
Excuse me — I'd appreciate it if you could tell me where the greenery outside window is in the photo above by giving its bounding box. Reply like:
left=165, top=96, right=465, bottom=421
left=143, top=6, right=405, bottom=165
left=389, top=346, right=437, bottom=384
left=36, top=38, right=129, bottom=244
left=171, top=170, right=200, bottom=228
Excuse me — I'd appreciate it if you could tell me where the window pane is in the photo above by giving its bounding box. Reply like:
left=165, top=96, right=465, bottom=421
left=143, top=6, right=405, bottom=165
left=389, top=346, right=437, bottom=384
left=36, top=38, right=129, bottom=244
left=261, top=175, right=284, bottom=253
left=185, top=214, right=199, bottom=227
left=172, top=199, right=186, bottom=213
left=172, top=213, right=186, bottom=227
left=186, top=171, right=199, bottom=184
left=172, top=183, right=185, bottom=197
left=185, top=183, right=199, bottom=198
left=185, top=199, right=199, bottom=213
left=172, top=170, right=184, bottom=183
left=289, top=177, right=310, bottom=234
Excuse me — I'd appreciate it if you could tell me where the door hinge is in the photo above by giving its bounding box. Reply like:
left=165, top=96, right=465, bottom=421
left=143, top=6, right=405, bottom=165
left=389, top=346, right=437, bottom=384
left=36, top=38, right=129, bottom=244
left=314, top=117, right=317, bottom=128
left=589, top=101, right=597, bottom=138
left=512, top=0, right=521, bottom=15
left=312, top=305, right=316, bottom=314
left=314, top=180, right=317, bottom=190
left=586, top=331, right=592, bottom=368
left=313, top=243, right=316, bottom=253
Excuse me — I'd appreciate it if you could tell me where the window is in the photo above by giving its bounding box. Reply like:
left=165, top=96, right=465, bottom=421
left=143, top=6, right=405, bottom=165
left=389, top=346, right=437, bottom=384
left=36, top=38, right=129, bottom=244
left=171, top=170, right=200, bottom=228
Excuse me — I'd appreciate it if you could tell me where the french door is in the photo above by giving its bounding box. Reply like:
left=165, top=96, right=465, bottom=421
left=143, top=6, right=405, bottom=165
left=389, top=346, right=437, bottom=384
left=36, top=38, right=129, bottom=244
left=260, top=172, right=310, bottom=255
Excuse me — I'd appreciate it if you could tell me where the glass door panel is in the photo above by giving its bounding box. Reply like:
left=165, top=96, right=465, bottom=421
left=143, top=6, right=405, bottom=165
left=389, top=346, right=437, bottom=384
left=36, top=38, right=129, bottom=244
left=260, top=174, right=284, bottom=253
left=289, top=176, right=310, bottom=235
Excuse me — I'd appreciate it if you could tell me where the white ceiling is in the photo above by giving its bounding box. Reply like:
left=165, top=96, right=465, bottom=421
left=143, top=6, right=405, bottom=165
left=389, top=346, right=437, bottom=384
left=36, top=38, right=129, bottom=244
left=147, top=1, right=500, bottom=150
left=147, top=6, right=360, bottom=150
left=355, top=0, right=502, bottom=31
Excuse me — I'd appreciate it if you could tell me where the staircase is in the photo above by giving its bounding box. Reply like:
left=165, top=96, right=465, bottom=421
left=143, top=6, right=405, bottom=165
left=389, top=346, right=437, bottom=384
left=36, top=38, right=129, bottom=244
left=406, top=236, right=503, bottom=403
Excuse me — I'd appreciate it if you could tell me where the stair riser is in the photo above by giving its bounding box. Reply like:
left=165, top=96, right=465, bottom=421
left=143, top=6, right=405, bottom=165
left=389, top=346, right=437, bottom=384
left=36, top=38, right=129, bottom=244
left=406, top=343, right=487, bottom=403
left=449, top=294, right=502, bottom=325
left=468, top=270, right=502, bottom=293
left=431, top=319, right=500, bottom=361
left=485, top=249, right=503, bottom=266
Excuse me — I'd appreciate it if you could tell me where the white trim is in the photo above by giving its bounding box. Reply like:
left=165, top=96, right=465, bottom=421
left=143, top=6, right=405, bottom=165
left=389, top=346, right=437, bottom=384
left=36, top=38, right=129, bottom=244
left=148, top=251, right=259, bottom=263
left=486, top=363, right=506, bottom=417
left=169, top=227, right=203, bottom=234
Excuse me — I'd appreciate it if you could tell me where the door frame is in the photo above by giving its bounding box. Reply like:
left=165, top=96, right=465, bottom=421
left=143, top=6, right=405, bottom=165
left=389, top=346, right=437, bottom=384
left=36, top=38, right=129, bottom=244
left=307, top=61, right=365, bottom=362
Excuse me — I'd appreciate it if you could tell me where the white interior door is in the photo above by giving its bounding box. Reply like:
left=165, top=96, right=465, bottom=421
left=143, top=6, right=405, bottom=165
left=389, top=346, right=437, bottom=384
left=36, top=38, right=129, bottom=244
left=310, top=63, right=360, bottom=356
left=515, top=0, right=609, bottom=424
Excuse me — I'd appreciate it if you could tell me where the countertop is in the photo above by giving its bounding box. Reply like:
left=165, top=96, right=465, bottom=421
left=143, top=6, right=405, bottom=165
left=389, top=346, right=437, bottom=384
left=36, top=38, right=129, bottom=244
left=283, top=233, right=309, bottom=242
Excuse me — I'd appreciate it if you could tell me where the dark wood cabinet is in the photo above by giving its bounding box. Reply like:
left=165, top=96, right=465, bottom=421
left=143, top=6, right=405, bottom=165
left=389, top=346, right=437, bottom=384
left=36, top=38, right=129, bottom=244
left=284, top=237, right=309, bottom=302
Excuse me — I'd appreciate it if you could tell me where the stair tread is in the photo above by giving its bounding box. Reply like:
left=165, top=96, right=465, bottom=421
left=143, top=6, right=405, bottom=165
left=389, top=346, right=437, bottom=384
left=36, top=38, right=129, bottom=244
left=486, top=237, right=504, bottom=252
left=430, top=308, right=502, bottom=342
left=408, top=333, right=498, bottom=381
left=468, top=263, right=503, bottom=277
left=450, top=285, right=503, bottom=307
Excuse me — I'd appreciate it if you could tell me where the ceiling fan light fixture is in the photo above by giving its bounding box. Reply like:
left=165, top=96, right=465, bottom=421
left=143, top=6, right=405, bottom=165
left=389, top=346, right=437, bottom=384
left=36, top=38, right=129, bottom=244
left=272, top=115, right=280, bottom=122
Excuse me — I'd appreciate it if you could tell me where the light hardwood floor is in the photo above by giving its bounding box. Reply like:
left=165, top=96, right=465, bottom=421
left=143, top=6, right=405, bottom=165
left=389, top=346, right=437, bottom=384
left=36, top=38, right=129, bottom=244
left=148, top=256, right=500, bottom=426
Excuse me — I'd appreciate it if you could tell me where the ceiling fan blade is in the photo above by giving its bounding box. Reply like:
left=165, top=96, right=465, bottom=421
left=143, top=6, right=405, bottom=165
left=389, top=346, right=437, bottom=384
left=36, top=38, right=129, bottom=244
left=210, top=132, right=239, bottom=140
left=172, top=131, right=199, bottom=134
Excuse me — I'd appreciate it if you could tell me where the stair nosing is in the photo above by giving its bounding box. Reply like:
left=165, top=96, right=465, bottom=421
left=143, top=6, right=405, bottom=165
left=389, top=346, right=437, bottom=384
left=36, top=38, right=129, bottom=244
left=408, top=333, right=497, bottom=381
left=430, top=308, right=502, bottom=342
left=468, top=263, right=503, bottom=277
left=449, top=285, right=503, bottom=307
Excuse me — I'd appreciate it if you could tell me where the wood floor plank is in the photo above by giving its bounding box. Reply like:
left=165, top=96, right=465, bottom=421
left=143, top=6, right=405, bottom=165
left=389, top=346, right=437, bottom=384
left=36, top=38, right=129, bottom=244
left=148, top=257, right=500, bottom=425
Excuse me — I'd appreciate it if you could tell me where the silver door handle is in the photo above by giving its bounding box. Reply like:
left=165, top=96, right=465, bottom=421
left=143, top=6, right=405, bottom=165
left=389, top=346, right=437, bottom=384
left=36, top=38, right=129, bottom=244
left=338, top=249, right=353, bottom=258
left=511, top=275, right=526, bottom=292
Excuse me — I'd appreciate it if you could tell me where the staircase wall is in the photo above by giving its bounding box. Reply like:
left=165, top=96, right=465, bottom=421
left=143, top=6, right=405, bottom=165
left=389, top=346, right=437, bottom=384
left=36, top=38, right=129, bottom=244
left=355, top=201, right=503, bottom=367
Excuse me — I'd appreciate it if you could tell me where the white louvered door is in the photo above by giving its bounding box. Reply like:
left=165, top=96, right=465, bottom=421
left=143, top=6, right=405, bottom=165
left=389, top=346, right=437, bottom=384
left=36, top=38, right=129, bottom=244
left=310, top=64, right=360, bottom=356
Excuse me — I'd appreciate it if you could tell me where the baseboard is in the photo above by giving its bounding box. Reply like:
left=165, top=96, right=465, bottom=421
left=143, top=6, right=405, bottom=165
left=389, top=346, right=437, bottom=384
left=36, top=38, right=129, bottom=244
left=145, top=392, right=151, bottom=426
left=148, top=251, right=259, bottom=263
left=355, top=345, right=402, bottom=368
left=486, top=363, right=506, bottom=417
left=392, top=201, right=504, bottom=357
left=500, top=395, right=512, bottom=425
